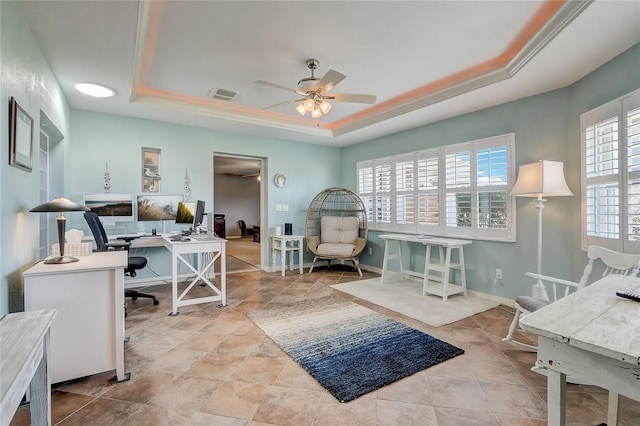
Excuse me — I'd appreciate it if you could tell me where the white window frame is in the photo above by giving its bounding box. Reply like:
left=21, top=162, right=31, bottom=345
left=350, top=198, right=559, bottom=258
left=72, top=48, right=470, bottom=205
left=357, top=133, right=516, bottom=242
left=580, top=89, right=640, bottom=253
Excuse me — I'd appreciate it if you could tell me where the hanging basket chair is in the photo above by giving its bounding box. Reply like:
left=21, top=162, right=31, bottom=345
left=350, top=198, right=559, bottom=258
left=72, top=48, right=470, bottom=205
left=305, top=187, right=368, bottom=275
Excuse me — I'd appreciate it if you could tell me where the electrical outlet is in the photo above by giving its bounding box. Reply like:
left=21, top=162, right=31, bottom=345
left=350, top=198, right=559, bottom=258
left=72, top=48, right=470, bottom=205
left=496, top=268, right=503, bottom=280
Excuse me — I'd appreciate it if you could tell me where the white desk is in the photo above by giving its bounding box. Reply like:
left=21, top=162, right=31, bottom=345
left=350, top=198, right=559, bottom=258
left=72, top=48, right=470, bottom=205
left=1, top=309, right=56, bottom=426
left=22, top=251, right=129, bottom=384
left=271, top=234, right=304, bottom=276
left=379, top=234, right=472, bottom=301
left=162, top=235, right=227, bottom=315
left=521, top=274, right=640, bottom=425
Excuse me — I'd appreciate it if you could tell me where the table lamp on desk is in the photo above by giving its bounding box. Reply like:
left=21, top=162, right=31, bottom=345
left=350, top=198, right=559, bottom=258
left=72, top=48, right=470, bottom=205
left=30, top=197, right=89, bottom=264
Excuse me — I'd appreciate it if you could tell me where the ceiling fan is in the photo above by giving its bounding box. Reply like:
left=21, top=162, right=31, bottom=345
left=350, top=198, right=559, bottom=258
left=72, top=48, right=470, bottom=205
left=256, top=59, right=377, bottom=118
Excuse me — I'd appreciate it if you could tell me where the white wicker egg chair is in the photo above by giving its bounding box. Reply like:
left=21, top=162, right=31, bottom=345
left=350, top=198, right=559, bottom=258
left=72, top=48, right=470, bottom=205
left=305, top=187, right=368, bottom=276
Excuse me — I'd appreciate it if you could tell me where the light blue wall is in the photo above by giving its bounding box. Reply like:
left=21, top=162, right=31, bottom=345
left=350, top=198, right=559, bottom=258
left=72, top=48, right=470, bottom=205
left=66, top=110, right=342, bottom=278
left=341, top=43, right=640, bottom=299
left=0, top=1, right=71, bottom=314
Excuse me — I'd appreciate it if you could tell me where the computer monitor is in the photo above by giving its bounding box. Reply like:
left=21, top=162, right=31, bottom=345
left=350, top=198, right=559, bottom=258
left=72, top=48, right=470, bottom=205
left=193, top=200, right=205, bottom=228
left=136, top=194, right=183, bottom=221
left=84, top=193, right=134, bottom=226
left=175, top=202, right=196, bottom=224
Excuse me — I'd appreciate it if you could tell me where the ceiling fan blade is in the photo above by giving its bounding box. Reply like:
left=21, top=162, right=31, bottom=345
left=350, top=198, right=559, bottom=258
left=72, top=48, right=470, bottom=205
left=263, top=98, right=305, bottom=110
left=255, top=80, right=299, bottom=94
left=313, top=69, right=346, bottom=93
left=326, top=93, right=377, bottom=104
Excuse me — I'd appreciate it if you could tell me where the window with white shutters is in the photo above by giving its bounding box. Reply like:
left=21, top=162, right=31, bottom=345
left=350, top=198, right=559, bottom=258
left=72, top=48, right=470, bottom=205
left=417, top=153, right=439, bottom=227
left=375, top=161, right=392, bottom=224
left=357, top=133, right=515, bottom=241
left=581, top=89, right=640, bottom=252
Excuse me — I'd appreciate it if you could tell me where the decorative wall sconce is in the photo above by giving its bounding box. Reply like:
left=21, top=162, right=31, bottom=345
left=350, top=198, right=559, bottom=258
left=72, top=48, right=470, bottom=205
left=104, top=162, right=110, bottom=193
left=184, top=168, right=192, bottom=201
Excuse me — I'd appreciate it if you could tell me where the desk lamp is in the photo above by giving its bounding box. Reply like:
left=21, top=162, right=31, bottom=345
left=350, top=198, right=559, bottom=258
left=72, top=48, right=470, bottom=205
left=511, top=160, right=573, bottom=300
left=30, top=197, right=89, bottom=264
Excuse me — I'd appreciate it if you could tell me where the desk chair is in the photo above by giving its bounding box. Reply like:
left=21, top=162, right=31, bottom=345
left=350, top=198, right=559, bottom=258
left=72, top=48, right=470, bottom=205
left=84, top=212, right=159, bottom=308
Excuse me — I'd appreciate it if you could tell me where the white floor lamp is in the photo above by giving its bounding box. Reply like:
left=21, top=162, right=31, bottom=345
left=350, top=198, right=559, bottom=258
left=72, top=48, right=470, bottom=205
left=511, top=160, right=573, bottom=301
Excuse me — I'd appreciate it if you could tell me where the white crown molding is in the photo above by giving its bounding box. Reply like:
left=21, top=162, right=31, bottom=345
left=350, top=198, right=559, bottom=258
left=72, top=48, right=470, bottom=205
left=506, top=0, right=594, bottom=75
left=131, top=1, right=592, bottom=140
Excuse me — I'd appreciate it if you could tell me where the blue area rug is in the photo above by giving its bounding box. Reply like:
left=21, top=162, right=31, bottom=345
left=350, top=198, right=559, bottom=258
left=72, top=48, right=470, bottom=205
left=246, top=295, right=464, bottom=402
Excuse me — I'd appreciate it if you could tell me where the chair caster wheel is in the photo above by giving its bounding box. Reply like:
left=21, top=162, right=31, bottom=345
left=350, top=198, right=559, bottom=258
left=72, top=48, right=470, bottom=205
left=153, top=299, right=159, bottom=305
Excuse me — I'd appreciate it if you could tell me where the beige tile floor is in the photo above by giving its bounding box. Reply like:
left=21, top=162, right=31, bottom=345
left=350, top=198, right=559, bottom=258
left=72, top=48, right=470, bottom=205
left=11, top=267, right=640, bottom=425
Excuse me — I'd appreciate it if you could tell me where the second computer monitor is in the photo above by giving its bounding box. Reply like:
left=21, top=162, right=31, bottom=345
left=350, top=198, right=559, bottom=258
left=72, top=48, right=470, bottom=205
left=193, top=200, right=205, bottom=229
left=175, top=201, right=196, bottom=224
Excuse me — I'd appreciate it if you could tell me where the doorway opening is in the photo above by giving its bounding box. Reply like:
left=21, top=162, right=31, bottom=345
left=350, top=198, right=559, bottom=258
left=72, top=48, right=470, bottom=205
left=213, top=154, right=263, bottom=273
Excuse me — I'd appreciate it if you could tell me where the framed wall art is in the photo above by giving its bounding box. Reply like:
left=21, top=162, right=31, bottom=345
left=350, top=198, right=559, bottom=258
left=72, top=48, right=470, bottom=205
left=9, top=97, right=34, bottom=172
left=142, top=147, right=161, bottom=192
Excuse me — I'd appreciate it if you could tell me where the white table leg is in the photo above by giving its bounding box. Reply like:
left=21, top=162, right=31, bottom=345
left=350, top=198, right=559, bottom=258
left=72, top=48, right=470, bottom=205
left=607, top=391, right=620, bottom=426
left=423, top=245, right=432, bottom=296
left=547, top=369, right=567, bottom=426
left=458, top=246, right=467, bottom=296
left=298, top=238, right=303, bottom=274
left=397, top=241, right=404, bottom=278
left=442, top=247, right=452, bottom=302
left=381, top=240, right=391, bottom=282
left=280, top=243, right=286, bottom=277
left=271, top=238, right=277, bottom=274
left=29, top=330, right=51, bottom=425
left=288, top=245, right=294, bottom=272
left=220, top=241, right=227, bottom=306
left=113, top=268, right=128, bottom=382
left=171, top=250, right=179, bottom=315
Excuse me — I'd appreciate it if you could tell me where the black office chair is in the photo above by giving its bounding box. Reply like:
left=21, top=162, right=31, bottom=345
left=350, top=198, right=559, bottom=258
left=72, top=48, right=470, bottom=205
left=84, top=212, right=159, bottom=307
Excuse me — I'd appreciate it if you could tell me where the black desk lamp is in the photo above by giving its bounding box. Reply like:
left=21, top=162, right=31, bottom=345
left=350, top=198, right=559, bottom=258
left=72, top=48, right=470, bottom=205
left=30, top=197, right=89, bottom=264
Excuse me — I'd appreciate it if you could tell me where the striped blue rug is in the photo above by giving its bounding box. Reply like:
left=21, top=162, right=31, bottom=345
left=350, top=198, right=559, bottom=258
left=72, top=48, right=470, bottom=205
left=246, top=295, right=464, bottom=402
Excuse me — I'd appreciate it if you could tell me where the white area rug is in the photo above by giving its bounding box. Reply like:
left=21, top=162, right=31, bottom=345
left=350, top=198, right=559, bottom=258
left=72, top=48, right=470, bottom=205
left=331, top=278, right=500, bottom=327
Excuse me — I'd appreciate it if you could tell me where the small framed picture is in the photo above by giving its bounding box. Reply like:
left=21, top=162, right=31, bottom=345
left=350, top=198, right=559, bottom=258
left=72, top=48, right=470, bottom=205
left=142, top=147, right=161, bottom=192
left=9, top=97, right=33, bottom=172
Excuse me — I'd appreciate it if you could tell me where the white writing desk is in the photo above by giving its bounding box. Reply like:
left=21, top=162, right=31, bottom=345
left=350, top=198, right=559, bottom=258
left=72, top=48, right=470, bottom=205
left=22, top=251, right=129, bottom=384
left=162, top=234, right=227, bottom=315
left=521, top=274, right=640, bottom=425
left=1, top=309, right=57, bottom=426
left=379, top=234, right=472, bottom=301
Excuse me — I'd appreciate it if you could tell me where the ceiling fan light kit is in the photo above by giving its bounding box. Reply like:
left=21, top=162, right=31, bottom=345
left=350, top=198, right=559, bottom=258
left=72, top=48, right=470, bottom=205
left=258, top=58, right=376, bottom=119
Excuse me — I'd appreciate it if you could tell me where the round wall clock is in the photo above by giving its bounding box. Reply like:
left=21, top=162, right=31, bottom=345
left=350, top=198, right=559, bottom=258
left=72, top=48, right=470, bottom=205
left=274, top=173, right=287, bottom=188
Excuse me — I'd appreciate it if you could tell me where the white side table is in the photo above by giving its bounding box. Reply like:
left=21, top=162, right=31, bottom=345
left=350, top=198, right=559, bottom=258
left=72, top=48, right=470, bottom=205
left=271, top=234, right=304, bottom=276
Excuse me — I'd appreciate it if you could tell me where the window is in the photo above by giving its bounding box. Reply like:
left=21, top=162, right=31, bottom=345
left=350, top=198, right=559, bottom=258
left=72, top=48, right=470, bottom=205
left=357, top=134, right=515, bottom=241
left=581, top=89, right=640, bottom=252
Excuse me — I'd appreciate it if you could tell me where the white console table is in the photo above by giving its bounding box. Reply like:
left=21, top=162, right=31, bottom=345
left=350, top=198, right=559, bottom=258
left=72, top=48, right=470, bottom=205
left=162, top=235, right=227, bottom=315
left=22, top=251, right=129, bottom=384
left=379, top=234, right=472, bottom=301
left=521, top=274, right=640, bottom=425
left=1, top=309, right=57, bottom=426
left=271, top=234, right=304, bottom=277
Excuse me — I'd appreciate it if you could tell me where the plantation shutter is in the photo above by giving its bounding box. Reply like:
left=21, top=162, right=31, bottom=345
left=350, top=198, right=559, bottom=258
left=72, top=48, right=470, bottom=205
left=375, top=160, right=393, bottom=226
left=396, top=154, right=415, bottom=229
left=581, top=89, right=640, bottom=252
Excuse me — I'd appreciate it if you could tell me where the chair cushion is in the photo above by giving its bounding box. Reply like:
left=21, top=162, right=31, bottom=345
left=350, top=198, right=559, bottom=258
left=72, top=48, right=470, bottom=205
left=320, top=216, right=359, bottom=244
left=515, top=296, right=549, bottom=312
left=317, top=243, right=356, bottom=257
left=128, top=256, right=148, bottom=270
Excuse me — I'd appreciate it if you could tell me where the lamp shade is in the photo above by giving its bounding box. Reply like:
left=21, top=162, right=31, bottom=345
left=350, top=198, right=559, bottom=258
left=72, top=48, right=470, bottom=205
left=30, top=197, right=89, bottom=212
left=30, top=197, right=89, bottom=264
left=510, top=160, right=573, bottom=198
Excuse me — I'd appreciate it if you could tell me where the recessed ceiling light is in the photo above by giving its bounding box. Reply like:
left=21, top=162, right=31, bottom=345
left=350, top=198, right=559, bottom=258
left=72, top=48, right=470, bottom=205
left=74, top=83, right=116, bottom=98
